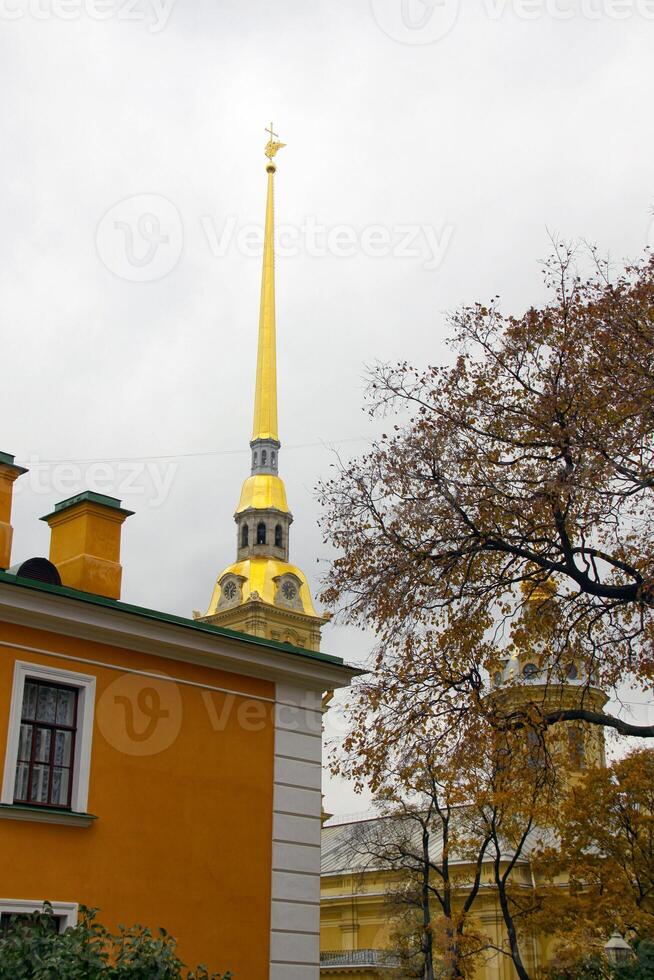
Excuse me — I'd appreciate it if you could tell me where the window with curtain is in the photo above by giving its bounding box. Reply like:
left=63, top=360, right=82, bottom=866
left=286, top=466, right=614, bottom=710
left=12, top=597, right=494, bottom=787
left=14, top=680, right=78, bottom=809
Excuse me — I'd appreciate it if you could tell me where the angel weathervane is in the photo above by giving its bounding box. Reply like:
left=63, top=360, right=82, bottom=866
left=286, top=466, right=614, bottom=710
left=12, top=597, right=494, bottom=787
left=265, top=122, right=286, bottom=161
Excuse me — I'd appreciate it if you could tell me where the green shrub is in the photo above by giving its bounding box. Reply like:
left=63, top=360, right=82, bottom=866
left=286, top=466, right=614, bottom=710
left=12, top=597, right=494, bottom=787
left=0, top=905, right=231, bottom=980
left=612, top=940, right=654, bottom=979
left=547, top=941, right=654, bottom=980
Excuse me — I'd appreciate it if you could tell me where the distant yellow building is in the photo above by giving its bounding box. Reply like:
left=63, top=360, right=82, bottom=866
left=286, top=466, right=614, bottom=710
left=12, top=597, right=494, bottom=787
left=319, top=582, right=608, bottom=978
left=321, top=817, right=545, bottom=979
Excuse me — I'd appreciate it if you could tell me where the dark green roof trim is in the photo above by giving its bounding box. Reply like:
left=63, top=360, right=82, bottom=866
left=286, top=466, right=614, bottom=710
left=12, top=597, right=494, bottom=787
left=40, top=490, right=134, bottom=522
left=0, top=569, right=345, bottom=667
left=0, top=451, right=28, bottom=474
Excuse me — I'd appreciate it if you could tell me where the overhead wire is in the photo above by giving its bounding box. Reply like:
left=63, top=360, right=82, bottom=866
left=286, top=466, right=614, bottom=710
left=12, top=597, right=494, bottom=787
left=15, top=435, right=370, bottom=467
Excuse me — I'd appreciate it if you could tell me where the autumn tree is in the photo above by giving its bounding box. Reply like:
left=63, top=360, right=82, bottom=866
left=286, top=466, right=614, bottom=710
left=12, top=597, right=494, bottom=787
left=330, top=679, right=561, bottom=979
left=342, top=754, right=493, bottom=979
left=532, top=747, right=654, bottom=967
left=458, top=712, right=564, bottom=980
left=320, top=240, right=654, bottom=978
left=319, top=245, right=654, bottom=746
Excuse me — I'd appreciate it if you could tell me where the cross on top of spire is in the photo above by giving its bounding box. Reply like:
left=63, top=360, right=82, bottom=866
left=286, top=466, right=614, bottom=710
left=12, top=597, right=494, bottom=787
left=264, top=122, right=286, bottom=161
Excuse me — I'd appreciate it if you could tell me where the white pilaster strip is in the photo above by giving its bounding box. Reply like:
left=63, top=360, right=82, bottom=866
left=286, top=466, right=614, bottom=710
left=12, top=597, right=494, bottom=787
left=269, top=683, right=323, bottom=980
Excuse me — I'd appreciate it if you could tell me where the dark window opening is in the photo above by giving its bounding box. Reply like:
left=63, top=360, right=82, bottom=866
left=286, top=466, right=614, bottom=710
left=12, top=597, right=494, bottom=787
left=253, top=452, right=258, bottom=466
left=568, top=726, right=586, bottom=770
left=275, top=524, right=283, bottom=548
left=256, top=522, right=267, bottom=545
left=14, top=680, right=78, bottom=809
left=262, top=450, right=267, bottom=466
left=271, top=451, right=276, bottom=466
left=0, top=912, right=63, bottom=936
left=527, top=729, right=545, bottom=769
left=241, top=524, right=249, bottom=548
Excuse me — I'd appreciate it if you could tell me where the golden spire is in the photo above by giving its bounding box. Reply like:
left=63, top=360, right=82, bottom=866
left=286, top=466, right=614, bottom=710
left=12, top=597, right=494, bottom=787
left=252, top=124, right=285, bottom=443
left=199, top=126, right=327, bottom=652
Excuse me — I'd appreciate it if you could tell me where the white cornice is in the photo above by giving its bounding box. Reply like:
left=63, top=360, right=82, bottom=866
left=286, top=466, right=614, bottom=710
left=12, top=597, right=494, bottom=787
left=0, top=582, right=361, bottom=692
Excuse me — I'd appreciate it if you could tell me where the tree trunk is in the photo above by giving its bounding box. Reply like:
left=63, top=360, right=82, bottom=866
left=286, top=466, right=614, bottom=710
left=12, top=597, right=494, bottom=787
left=447, top=936, right=465, bottom=979
left=421, top=827, right=435, bottom=980
left=495, top=876, right=530, bottom=980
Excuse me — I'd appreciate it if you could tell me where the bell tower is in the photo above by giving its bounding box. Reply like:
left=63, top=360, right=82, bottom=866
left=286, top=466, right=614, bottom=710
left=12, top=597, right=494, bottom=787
left=491, top=576, right=607, bottom=780
left=199, top=128, right=327, bottom=652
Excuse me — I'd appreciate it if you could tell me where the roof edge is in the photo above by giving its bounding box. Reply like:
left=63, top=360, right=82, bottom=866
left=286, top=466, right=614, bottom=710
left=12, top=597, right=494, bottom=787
left=0, top=569, right=348, bottom=668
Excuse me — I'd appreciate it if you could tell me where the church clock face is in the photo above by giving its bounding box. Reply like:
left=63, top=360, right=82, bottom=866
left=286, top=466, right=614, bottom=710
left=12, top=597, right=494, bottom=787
left=223, top=581, right=238, bottom=601
left=281, top=581, right=296, bottom=601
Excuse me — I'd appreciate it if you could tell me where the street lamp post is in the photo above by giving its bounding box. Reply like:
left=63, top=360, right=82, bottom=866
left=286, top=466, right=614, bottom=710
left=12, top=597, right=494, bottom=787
left=604, top=931, right=632, bottom=966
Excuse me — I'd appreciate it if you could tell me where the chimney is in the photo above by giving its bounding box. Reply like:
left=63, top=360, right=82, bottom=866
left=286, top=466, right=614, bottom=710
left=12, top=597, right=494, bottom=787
left=41, top=491, right=134, bottom=600
left=0, top=452, right=28, bottom=570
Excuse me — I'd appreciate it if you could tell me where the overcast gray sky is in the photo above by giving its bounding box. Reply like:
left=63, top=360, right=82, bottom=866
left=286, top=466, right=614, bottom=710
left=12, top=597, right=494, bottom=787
left=1, top=0, right=653, bottom=815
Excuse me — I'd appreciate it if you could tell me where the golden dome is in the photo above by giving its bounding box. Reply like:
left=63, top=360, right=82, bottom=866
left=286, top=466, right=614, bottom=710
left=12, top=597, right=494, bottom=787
left=205, top=557, right=320, bottom=618
left=236, top=474, right=290, bottom=514
left=520, top=575, right=556, bottom=603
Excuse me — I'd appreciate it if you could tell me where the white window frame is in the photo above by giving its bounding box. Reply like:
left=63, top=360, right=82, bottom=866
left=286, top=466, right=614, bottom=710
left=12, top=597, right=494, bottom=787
left=0, top=898, right=78, bottom=931
left=1, top=661, right=96, bottom=813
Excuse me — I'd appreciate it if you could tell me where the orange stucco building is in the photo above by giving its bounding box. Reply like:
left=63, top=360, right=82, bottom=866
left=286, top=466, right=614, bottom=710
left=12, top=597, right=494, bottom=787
left=0, top=131, right=358, bottom=979
left=0, top=498, right=355, bottom=977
